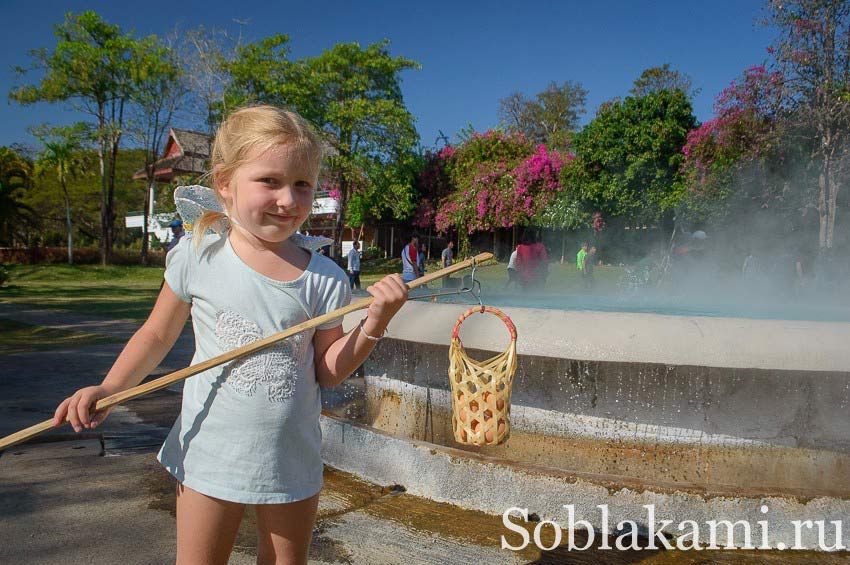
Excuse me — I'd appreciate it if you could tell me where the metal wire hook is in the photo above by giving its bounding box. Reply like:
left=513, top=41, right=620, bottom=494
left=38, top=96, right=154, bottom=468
left=469, top=256, right=484, bottom=313
left=410, top=255, right=485, bottom=309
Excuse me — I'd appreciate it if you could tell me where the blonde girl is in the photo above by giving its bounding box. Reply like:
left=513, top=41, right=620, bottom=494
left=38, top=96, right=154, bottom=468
left=52, top=105, right=409, bottom=564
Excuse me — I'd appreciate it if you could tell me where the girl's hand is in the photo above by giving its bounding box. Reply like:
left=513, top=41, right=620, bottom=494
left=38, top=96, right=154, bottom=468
left=53, top=385, right=116, bottom=432
left=365, top=274, right=409, bottom=330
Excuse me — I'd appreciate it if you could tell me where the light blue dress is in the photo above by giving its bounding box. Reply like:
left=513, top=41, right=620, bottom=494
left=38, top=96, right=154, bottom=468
left=157, top=234, right=351, bottom=503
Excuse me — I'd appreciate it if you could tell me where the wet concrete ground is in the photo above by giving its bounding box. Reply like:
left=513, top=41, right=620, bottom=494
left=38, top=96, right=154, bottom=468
left=2, top=303, right=850, bottom=563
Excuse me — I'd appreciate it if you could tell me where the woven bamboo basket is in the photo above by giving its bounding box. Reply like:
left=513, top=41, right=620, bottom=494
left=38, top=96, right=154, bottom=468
left=448, top=306, right=518, bottom=446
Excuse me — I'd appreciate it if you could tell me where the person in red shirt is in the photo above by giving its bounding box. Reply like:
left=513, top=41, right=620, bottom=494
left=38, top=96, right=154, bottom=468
left=401, top=234, right=421, bottom=283
left=516, top=231, right=549, bottom=289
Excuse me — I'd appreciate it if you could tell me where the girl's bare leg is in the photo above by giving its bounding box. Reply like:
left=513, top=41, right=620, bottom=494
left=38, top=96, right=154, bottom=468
left=255, top=492, right=320, bottom=565
left=176, top=483, right=245, bottom=565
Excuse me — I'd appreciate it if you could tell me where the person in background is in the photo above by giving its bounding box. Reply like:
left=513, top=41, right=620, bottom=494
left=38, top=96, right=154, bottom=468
left=584, top=245, right=597, bottom=290
left=794, top=251, right=805, bottom=294
left=531, top=232, right=550, bottom=289
left=166, top=219, right=185, bottom=253
left=504, top=245, right=519, bottom=289
left=441, top=241, right=454, bottom=268
left=401, top=234, right=421, bottom=283
left=441, top=240, right=455, bottom=290
left=576, top=242, right=587, bottom=274
left=417, top=243, right=428, bottom=276
left=347, top=240, right=361, bottom=290
left=516, top=231, right=548, bottom=289
left=742, top=250, right=758, bottom=279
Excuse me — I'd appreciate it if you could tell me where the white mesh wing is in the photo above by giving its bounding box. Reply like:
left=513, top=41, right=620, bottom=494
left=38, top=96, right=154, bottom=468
left=173, top=184, right=333, bottom=251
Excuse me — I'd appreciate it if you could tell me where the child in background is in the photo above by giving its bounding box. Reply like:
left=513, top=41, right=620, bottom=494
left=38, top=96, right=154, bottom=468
left=418, top=242, right=428, bottom=275
left=52, top=105, right=408, bottom=564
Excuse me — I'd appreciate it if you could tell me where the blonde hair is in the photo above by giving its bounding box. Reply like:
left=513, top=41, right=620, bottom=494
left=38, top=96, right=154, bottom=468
left=193, top=105, right=324, bottom=247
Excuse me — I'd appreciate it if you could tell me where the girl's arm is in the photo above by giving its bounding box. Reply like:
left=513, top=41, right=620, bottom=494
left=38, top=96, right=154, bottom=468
left=314, top=274, right=408, bottom=388
left=53, top=282, right=191, bottom=432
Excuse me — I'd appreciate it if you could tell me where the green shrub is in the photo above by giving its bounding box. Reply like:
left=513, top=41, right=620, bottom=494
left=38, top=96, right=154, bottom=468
left=0, top=264, right=9, bottom=287
left=362, top=246, right=383, bottom=260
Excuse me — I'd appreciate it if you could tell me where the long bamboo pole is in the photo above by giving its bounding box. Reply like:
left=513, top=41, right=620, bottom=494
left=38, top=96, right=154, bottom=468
left=0, top=252, right=494, bottom=452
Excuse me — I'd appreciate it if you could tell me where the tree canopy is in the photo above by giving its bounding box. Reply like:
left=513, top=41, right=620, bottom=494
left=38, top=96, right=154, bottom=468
left=630, top=64, right=696, bottom=98
left=498, top=81, right=588, bottom=152
left=7, top=3, right=850, bottom=264
left=10, top=11, right=140, bottom=263
left=293, top=41, right=421, bottom=252
left=569, top=89, right=697, bottom=224
left=0, top=146, right=35, bottom=246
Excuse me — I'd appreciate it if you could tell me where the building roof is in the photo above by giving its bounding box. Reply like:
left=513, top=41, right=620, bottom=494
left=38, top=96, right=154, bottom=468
left=169, top=128, right=212, bottom=159
left=133, top=128, right=212, bottom=181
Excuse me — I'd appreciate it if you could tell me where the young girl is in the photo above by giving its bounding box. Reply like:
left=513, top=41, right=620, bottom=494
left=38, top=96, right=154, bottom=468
left=51, top=105, right=409, bottom=564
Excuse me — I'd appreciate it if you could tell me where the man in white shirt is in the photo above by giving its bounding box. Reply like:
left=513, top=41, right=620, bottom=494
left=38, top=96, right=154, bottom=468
left=347, top=240, right=361, bottom=289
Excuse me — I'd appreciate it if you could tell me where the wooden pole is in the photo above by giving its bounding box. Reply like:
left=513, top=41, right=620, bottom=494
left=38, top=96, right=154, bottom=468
left=0, top=252, right=495, bottom=452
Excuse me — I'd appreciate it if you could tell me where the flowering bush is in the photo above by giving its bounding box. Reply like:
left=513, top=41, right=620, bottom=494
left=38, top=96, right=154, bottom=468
left=423, top=131, right=568, bottom=236
left=682, top=65, right=786, bottom=195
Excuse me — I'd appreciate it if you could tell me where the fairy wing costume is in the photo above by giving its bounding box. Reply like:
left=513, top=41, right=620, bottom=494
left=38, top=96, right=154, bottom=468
left=173, top=184, right=333, bottom=251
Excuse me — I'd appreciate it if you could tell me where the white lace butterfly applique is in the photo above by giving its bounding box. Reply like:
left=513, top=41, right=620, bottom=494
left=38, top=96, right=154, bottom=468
left=215, top=310, right=306, bottom=402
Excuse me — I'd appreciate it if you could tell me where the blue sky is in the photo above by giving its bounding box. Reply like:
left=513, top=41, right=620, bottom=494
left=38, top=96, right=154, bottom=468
left=0, top=0, right=775, bottom=150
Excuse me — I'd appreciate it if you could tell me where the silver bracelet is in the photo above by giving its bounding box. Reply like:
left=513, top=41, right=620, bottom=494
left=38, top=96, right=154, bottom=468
left=359, top=318, right=387, bottom=341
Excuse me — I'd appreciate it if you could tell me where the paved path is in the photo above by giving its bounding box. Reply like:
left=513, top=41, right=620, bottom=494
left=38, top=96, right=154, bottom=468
left=0, top=304, right=536, bottom=564
left=0, top=302, right=148, bottom=340
left=0, top=302, right=193, bottom=447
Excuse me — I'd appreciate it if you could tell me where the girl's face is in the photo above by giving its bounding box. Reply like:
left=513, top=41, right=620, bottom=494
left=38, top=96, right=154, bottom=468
left=219, top=144, right=318, bottom=245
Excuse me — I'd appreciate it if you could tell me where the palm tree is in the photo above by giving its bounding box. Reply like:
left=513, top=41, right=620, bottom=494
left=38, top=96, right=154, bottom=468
left=0, top=147, right=35, bottom=246
left=36, top=136, right=83, bottom=264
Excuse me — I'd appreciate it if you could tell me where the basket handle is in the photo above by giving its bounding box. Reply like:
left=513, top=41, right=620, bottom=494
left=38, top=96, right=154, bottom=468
left=452, top=306, right=517, bottom=342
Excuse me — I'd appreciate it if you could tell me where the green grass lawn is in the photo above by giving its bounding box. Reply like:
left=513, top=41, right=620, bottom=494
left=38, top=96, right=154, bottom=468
left=1, top=264, right=165, bottom=321
left=0, top=258, right=625, bottom=322
left=0, top=318, right=121, bottom=354
left=360, top=257, right=624, bottom=294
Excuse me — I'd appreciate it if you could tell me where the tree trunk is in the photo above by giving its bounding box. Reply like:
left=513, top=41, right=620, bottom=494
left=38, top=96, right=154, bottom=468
left=560, top=230, right=566, bottom=264
left=103, top=99, right=125, bottom=265
left=106, top=135, right=121, bottom=264
left=61, top=179, right=73, bottom=265
left=331, top=175, right=350, bottom=259
left=818, top=156, right=829, bottom=250
left=98, top=105, right=109, bottom=266
left=141, top=178, right=152, bottom=267
left=333, top=199, right=347, bottom=259
left=827, top=160, right=839, bottom=250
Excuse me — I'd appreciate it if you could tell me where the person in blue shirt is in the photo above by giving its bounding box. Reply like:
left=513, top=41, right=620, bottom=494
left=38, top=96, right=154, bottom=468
left=166, top=219, right=185, bottom=253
